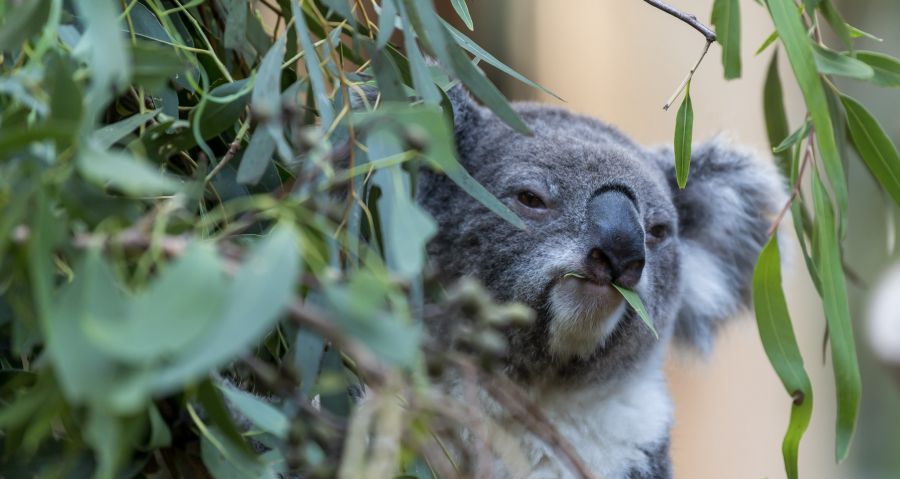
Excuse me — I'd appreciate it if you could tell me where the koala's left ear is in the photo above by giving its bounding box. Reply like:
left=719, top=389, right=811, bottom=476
left=653, top=138, right=787, bottom=354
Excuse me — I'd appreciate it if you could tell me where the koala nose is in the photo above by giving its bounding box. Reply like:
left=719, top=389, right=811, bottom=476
left=584, top=190, right=645, bottom=288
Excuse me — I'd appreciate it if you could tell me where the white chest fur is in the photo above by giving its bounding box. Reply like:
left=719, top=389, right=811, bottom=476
left=482, top=364, right=672, bottom=479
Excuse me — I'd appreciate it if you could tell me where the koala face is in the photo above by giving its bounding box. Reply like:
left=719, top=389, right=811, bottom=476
left=419, top=88, right=784, bottom=386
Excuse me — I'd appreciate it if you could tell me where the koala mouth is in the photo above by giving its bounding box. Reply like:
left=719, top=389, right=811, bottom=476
left=545, top=272, right=627, bottom=358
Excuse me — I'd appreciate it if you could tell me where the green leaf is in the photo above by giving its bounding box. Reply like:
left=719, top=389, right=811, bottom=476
left=368, top=131, right=438, bottom=277
left=819, top=0, right=853, bottom=52
left=450, top=0, right=474, bottom=31
left=752, top=237, right=813, bottom=479
left=768, top=0, right=847, bottom=234
left=76, top=0, right=131, bottom=118
left=376, top=0, right=398, bottom=50
left=0, top=0, right=50, bottom=51
left=223, top=0, right=248, bottom=50
left=773, top=119, right=811, bottom=154
left=77, top=147, right=181, bottom=196
left=711, top=0, right=742, bottom=79
left=196, top=380, right=256, bottom=460
left=812, top=45, right=873, bottom=79
left=251, top=35, right=287, bottom=119
left=92, top=111, right=160, bottom=149
left=755, top=30, right=779, bottom=56
left=191, top=79, right=253, bottom=141
left=83, top=242, right=227, bottom=363
left=130, top=41, right=189, bottom=91
left=294, top=329, right=325, bottom=397
left=855, top=51, right=900, bottom=88
left=153, top=223, right=301, bottom=393
left=404, top=0, right=530, bottom=134
left=444, top=22, right=562, bottom=101
left=611, top=284, right=657, bottom=339
left=841, top=94, right=900, bottom=206
left=236, top=127, right=276, bottom=185
left=357, top=105, right=524, bottom=229
left=673, top=85, right=693, bottom=189
left=292, top=1, right=335, bottom=128
left=396, top=0, right=441, bottom=105
left=811, top=171, right=861, bottom=462
left=217, top=382, right=289, bottom=438
left=763, top=51, right=792, bottom=177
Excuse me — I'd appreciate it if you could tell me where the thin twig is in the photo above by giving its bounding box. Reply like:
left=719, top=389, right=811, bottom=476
left=643, top=0, right=716, bottom=42
left=768, top=140, right=813, bottom=237
left=642, top=0, right=717, bottom=110
left=662, top=39, right=712, bottom=110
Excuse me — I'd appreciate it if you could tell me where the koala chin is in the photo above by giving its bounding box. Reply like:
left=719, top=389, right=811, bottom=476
left=418, top=85, right=787, bottom=479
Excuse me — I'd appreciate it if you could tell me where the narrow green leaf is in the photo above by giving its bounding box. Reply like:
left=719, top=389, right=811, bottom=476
left=196, top=380, right=256, bottom=460
left=396, top=0, right=441, bottom=105
left=76, top=0, right=131, bottom=119
left=251, top=35, right=287, bottom=119
left=673, top=85, right=693, bottom=189
left=92, top=111, right=160, bottom=149
left=444, top=22, right=562, bottom=101
left=711, top=0, right=742, bottom=79
left=774, top=119, right=811, bottom=154
left=819, top=0, right=853, bottom=52
left=841, top=94, right=900, bottom=206
left=375, top=0, right=398, bottom=50
left=404, top=0, right=530, bottom=134
left=856, top=51, right=900, bottom=88
left=755, top=30, right=779, bottom=56
left=223, top=0, right=248, bottom=50
left=812, top=45, right=874, bottom=79
left=611, top=284, right=657, bottom=339
left=292, top=1, right=335, bottom=128
left=847, top=25, right=883, bottom=43
left=768, top=0, right=847, bottom=234
left=753, top=237, right=813, bottom=479
left=130, top=41, right=189, bottom=91
left=236, top=128, right=277, bottom=185
left=191, top=79, right=252, bottom=141
left=217, top=382, right=289, bottom=438
left=764, top=51, right=791, bottom=177
left=0, top=0, right=50, bottom=51
left=811, top=171, right=861, bottom=462
left=450, top=0, right=474, bottom=31
left=77, top=147, right=181, bottom=196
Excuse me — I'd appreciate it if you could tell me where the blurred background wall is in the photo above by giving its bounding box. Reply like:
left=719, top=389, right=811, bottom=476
left=448, top=1, right=900, bottom=477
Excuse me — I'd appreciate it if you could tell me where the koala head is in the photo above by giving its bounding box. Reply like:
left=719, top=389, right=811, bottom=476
left=419, top=87, right=785, bottom=385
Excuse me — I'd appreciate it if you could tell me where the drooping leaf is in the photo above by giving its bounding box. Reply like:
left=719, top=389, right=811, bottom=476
left=376, top=0, right=398, bottom=50
left=77, top=147, right=181, bottom=196
left=191, top=79, right=253, bottom=141
left=237, top=127, right=277, bottom=185
left=773, top=119, right=811, bottom=154
left=251, top=35, right=287, bottom=119
left=841, top=94, right=900, bottom=206
left=763, top=51, right=792, bottom=177
left=711, top=0, right=742, bottom=79
left=217, top=382, right=289, bottom=438
left=92, top=111, right=160, bottom=149
left=856, top=51, right=900, bottom=88
left=768, top=0, right=848, bottom=234
left=223, top=0, right=248, bottom=50
left=0, top=0, right=51, bottom=51
left=612, top=284, right=657, bottom=339
left=819, top=0, right=853, bottom=52
left=130, top=41, right=189, bottom=91
left=292, top=1, right=335, bottom=128
left=752, top=237, right=813, bottom=479
left=812, top=44, right=874, bottom=80
left=450, top=0, right=474, bottom=31
left=811, top=171, right=861, bottom=462
left=673, top=84, right=693, bottom=189
left=76, top=0, right=131, bottom=118
left=395, top=0, right=441, bottom=105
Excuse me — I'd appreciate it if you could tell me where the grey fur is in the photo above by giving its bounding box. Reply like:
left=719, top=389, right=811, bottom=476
left=417, top=85, right=785, bottom=477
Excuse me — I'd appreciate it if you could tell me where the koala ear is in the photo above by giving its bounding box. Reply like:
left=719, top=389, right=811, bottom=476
left=444, top=83, right=484, bottom=146
left=653, top=138, right=787, bottom=354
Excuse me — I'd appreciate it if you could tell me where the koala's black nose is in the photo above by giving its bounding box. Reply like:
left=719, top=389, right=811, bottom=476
left=584, top=190, right=645, bottom=288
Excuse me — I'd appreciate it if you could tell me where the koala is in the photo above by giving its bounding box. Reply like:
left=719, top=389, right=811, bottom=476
left=416, top=85, right=786, bottom=479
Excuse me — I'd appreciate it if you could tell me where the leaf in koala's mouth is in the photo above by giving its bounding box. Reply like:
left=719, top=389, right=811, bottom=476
left=562, top=271, right=587, bottom=279
left=612, top=284, right=659, bottom=340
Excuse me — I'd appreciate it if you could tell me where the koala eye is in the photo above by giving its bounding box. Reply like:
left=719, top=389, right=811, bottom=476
left=646, top=223, right=671, bottom=245
left=517, top=191, right=547, bottom=209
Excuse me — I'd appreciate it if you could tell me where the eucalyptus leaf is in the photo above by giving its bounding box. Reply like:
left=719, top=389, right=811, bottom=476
left=77, top=147, right=181, bottom=196
left=841, top=94, right=900, bottom=206
left=711, top=0, right=741, bottom=79
left=450, top=0, right=474, bottom=31
left=673, top=85, right=693, bottom=189
left=812, top=45, right=874, bottom=80
left=763, top=51, right=791, bottom=177
left=611, top=284, right=657, bottom=339
left=856, top=51, right=900, bottom=88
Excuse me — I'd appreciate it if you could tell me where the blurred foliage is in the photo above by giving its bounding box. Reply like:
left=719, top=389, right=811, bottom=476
left=0, top=0, right=897, bottom=478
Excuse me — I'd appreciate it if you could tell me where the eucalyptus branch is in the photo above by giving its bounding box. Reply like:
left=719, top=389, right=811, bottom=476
left=642, top=0, right=717, bottom=110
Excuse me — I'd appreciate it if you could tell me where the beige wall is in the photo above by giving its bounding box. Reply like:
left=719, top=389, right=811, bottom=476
left=495, top=1, right=847, bottom=477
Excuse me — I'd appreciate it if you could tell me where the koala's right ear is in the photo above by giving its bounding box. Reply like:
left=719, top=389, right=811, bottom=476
left=652, top=139, right=787, bottom=355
